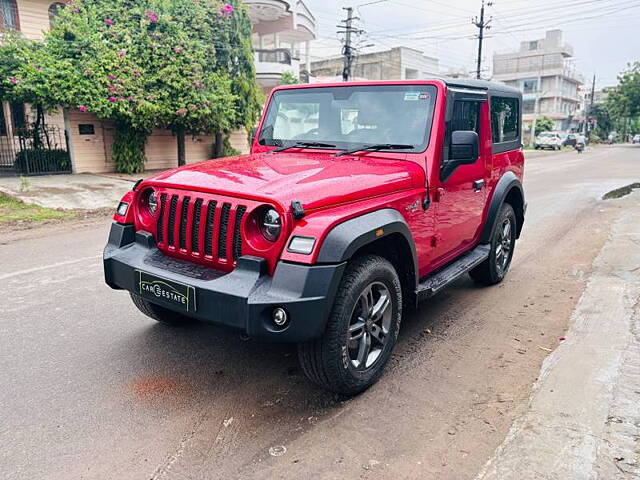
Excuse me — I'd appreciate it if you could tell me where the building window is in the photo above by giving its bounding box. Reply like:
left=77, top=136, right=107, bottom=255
left=528, top=41, right=538, bottom=51
left=0, top=104, right=7, bottom=136
left=0, top=0, right=19, bottom=30
left=522, top=99, right=535, bottom=114
left=490, top=97, right=519, bottom=143
left=522, top=78, right=538, bottom=93
left=10, top=101, right=25, bottom=132
left=48, top=2, right=65, bottom=29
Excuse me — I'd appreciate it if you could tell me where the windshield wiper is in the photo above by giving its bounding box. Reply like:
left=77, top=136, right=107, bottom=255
left=269, top=141, right=336, bottom=153
left=335, top=143, right=414, bottom=157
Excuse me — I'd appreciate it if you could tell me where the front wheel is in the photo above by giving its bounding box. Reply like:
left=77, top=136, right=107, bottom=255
left=298, top=255, right=402, bottom=396
left=130, top=292, right=194, bottom=326
left=470, top=203, right=517, bottom=285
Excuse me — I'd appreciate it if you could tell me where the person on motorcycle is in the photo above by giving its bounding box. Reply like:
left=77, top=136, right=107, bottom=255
left=575, top=133, right=586, bottom=153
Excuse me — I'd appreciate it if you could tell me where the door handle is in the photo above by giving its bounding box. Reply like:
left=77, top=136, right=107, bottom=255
left=473, top=179, right=485, bottom=192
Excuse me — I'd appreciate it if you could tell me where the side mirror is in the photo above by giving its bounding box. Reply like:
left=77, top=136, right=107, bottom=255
left=450, top=130, right=479, bottom=162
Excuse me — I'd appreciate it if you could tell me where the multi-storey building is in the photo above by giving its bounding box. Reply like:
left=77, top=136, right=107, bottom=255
left=0, top=0, right=316, bottom=174
left=310, top=47, right=439, bottom=82
left=493, top=29, right=584, bottom=133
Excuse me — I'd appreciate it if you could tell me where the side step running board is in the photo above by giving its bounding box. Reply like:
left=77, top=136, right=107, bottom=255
left=416, top=244, right=490, bottom=302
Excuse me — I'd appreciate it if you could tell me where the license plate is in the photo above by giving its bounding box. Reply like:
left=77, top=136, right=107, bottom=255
left=136, top=271, right=196, bottom=312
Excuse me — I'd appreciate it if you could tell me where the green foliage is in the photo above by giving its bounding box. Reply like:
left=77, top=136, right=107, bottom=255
left=535, top=117, right=554, bottom=136
left=222, top=135, right=241, bottom=157
left=112, top=124, right=147, bottom=174
left=606, top=62, right=640, bottom=120
left=279, top=71, right=298, bottom=85
left=0, top=193, right=73, bottom=223
left=589, top=103, right=613, bottom=138
left=1, top=0, right=261, bottom=168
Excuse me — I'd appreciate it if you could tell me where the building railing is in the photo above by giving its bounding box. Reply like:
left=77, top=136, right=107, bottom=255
left=254, top=48, right=294, bottom=65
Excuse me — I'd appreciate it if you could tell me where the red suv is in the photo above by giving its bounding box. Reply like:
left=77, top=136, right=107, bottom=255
left=104, top=79, right=525, bottom=395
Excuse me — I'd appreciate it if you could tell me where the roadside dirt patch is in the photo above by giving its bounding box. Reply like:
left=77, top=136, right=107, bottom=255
left=129, top=376, right=193, bottom=403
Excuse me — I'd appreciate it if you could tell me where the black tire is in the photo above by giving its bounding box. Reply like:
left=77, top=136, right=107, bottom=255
left=297, top=255, right=402, bottom=396
left=469, top=203, right=517, bottom=285
left=129, top=292, right=194, bottom=326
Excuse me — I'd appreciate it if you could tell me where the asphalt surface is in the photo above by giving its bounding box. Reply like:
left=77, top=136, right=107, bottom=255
left=1, top=145, right=639, bottom=480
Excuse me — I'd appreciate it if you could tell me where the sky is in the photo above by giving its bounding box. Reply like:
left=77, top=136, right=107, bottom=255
left=306, top=0, right=640, bottom=88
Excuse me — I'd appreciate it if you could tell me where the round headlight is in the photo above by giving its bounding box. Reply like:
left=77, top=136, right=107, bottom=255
left=260, top=208, right=281, bottom=242
left=148, top=190, right=158, bottom=215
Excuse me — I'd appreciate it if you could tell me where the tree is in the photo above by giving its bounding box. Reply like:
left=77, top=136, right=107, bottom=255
left=1, top=0, right=260, bottom=173
left=534, top=116, right=554, bottom=136
left=279, top=71, right=298, bottom=85
left=605, top=62, right=640, bottom=140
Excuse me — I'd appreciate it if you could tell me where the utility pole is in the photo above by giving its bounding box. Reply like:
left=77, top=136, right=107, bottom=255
left=587, top=74, right=596, bottom=134
left=473, top=0, right=492, bottom=79
left=338, top=7, right=362, bottom=81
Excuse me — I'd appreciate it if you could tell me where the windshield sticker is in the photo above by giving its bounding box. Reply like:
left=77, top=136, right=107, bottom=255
left=419, top=93, right=430, bottom=100
left=404, top=92, right=421, bottom=101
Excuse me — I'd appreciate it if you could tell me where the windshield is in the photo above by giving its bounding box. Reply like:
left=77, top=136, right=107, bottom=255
left=538, top=132, right=554, bottom=137
left=258, top=85, right=438, bottom=153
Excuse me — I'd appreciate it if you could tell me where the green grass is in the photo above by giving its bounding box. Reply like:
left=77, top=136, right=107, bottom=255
left=0, top=193, right=75, bottom=223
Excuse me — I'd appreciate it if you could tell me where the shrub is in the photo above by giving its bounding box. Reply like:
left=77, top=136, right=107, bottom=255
left=14, top=148, right=70, bottom=174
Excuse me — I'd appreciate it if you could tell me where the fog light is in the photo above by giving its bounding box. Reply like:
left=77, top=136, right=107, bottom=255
left=272, top=307, right=288, bottom=327
left=116, top=201, right=129, bottom=216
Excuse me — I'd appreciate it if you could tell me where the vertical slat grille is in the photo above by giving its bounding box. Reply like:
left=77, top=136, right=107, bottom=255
left=233, top=206, right=246, bottom=260
left=167, top=195, right=178, bottom=246
left=218, top=203, right=231, bottom=260
left=204, top=200, right=217, bottom=256
left=156, top=194, right=166, bottom=243
left=191, top=199, right=203, bottom=253
left=179, top=197, right=190, bottom=250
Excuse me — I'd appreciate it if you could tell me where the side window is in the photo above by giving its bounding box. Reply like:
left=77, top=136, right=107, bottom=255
left=490, top=97, right=519, bottom=143
left=10, top=101, right=25, bottom=133
left=451, top=101, right=480, bottom=134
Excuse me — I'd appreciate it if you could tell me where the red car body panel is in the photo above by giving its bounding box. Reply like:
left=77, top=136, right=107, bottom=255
left=114, top=79, right=524, bottom=282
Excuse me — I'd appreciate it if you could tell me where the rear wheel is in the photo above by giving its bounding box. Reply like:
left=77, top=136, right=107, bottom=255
left=298, top=255, right=402, bottom=396
left=470, top=203, right=517, bottom=285
left=130, top=292, right=194, bottom=326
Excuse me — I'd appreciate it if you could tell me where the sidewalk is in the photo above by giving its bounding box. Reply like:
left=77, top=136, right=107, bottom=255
left=476, top=191, right=640, bottom=479
left=0, top=172, right=155, bottom=210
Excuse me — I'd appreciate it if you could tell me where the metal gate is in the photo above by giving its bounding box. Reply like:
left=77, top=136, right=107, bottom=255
left=0, top=124, right=72, bottom=176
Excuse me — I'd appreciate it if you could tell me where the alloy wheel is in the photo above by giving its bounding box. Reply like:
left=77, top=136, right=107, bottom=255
left=495, top=218, right=513, bottom=275
left=347, top=282, right=392, bottom=370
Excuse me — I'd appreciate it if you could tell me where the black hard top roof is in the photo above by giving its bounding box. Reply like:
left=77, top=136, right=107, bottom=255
left=439, top=77, right=522, bottom=96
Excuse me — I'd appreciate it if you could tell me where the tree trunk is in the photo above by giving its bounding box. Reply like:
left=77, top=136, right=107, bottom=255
left=177, top=127, right=186, bottom=166
left=214, top=131, right=224, bottom=158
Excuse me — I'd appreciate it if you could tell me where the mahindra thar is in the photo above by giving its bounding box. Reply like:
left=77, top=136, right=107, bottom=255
left=104, top=79, right=525, bottom=395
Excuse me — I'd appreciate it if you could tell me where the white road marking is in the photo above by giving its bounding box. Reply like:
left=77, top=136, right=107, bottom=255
left=0, top=254, right=102, bottom=280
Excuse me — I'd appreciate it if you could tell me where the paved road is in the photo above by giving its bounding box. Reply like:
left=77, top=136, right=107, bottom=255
left=1, top=145, right=638, bottom=480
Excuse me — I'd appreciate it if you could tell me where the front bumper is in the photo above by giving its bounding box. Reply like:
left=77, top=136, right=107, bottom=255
left=104, top=223, right=345, bottom=342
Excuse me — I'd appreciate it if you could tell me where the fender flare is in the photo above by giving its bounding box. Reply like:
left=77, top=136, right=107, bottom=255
left=480, top=171, right=525, bottom=243
left=316, top=208, right=419, bottom=286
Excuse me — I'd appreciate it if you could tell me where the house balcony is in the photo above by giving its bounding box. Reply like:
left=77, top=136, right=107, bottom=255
left=254, top=48, right=300, bottom=88
left=246, top=0, right=316, bottom=89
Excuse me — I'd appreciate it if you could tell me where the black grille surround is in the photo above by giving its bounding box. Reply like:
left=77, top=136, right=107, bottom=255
left=151, top=189, right=260, bottom=272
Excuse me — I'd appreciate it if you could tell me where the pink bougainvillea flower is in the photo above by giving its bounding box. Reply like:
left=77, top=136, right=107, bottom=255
left=219, top=3, right=234, bottom=17
left=108, top=96, right=117, bottom=102
left=127, top=96, right=134, bottom=101
left=145, top=9, right=158, bottom=23
left=9, top=77, right=18, bottom=84
left=79, top=105, right=87, bottom=112
left=107, top=74, right=116, bottom=81
left=118, top=50, right=126, bottom=58
left=104, top=18, right=113, bottom=26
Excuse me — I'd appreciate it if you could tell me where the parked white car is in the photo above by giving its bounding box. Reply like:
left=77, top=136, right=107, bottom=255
left=534, top=131, right=563, bottom=150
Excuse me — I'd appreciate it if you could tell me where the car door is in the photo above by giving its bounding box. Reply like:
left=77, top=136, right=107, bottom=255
left=433, top=89, right=490, bottom=266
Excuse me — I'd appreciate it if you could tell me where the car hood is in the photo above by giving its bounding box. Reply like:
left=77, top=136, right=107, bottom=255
left=145, top=152, right=425, bottom=211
